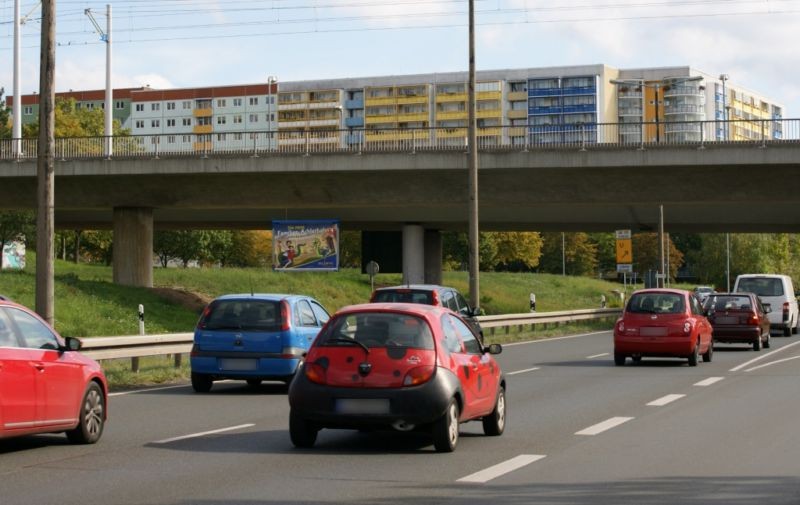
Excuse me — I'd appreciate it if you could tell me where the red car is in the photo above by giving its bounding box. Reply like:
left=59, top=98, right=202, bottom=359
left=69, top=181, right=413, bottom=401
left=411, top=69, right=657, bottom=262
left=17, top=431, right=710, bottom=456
left=703, top=292, right=772, bottom=351
left=0, top=299, right=108, bottom=444
left=614, top=289, right=713, bottom=366
left=288, top=303, right=505, bottom=452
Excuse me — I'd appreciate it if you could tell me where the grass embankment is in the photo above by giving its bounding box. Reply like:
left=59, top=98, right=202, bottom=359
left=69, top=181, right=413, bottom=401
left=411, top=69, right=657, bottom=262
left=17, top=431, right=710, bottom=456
left=0, top=254, right=627, bottom=387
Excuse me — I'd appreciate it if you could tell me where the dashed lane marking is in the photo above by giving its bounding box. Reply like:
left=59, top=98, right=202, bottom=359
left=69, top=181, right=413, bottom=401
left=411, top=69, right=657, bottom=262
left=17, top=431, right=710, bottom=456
left=153, top=424, right=255, bottom=444
left=508, top=367, right=540, bottom=375
left=457, top=455, right=547, bottom=483
left=694, top=377, right=724, bottom=387
left=575, top=417, right=634, bottom=436
left=647, top=394, right=685, bottom=407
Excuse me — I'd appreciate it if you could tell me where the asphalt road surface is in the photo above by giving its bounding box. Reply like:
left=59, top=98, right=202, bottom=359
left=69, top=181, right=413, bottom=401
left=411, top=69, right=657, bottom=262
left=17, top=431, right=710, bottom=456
left=2, top=330, right=799, bottom=505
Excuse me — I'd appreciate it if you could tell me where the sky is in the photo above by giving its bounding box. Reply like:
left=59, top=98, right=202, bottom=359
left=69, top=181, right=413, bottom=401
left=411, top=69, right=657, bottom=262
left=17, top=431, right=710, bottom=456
left=1, top=0, right=799, bottom=115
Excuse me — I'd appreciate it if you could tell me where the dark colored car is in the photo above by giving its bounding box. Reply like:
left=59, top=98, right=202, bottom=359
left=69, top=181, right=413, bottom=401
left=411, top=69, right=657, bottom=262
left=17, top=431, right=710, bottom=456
left=703, top=292, right=771, bottom=351
left=288, top=303, right=505, bottom=452
left=370, top=284, right=483, bottom=340
left=0, top=299, right=108, bottom=443
left=190, top=294, right=330, bottom=392
left=613, top=289, right=714, bottom=366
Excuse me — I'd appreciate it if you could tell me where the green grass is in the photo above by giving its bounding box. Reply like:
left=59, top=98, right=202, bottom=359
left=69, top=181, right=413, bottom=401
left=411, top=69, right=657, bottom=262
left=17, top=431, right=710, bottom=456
left=1, top=253, right=629, bottom=388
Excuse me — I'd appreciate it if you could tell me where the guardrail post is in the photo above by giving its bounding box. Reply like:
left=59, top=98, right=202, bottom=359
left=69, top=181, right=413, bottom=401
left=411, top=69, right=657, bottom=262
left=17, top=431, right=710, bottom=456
left=174, top=353, right=182, bottom=368
left=132, top=304, right=144, bottom=373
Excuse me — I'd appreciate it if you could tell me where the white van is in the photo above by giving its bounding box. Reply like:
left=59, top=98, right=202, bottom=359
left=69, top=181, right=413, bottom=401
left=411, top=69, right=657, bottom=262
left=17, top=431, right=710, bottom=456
left=733, top=274, right=799, bottom=336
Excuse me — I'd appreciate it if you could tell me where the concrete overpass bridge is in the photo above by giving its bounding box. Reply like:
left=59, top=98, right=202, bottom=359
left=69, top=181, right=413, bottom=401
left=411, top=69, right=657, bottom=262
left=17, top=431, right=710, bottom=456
left=2, top=128, right=800, bottom=287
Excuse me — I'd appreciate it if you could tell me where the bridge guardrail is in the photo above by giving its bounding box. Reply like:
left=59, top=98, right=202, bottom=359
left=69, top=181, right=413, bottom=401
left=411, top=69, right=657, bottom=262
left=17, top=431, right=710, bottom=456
left=78, top=309, right=621, bottom=363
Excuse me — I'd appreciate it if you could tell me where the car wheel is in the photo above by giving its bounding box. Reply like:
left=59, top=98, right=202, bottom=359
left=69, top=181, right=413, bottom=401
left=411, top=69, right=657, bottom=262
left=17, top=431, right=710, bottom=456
left=432, top=399, right=460, bottom=453
left=784, top=325, right=791, bottom=337
left=289, top=410, right=318, bottom=448
left=191, top=372, right=213, bottom=393
left=764, top=333, right=771, bottom=349
left=66, top=382, right=105, bottom=444
left=246, top=378, right=262, bottom=387
left=688, top=341, right=699, bottom=367
left=614, top=353, right=626, bottom=366
left=753, top=335, right=762, bottom=351
left=702, top=340, right=713, bottom=362
left=793, top=317, right=798, bottom=335
left=482, top=387, right=506, bottom=436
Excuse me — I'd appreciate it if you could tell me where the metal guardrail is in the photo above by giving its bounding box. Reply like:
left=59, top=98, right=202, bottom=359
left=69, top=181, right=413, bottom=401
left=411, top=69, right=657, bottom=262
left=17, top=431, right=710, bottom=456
left=77, top=309, right=621, bottom=363
left=0, top=119, right=796, bottom=161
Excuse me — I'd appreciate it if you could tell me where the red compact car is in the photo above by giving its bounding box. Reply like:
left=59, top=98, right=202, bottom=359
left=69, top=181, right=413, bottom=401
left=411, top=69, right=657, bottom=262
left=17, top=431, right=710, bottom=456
left=288, top=303, right=505, bottom=452
left=614, top=289, right=713, bottom=366
left=0, top=299, right=108, bottom=444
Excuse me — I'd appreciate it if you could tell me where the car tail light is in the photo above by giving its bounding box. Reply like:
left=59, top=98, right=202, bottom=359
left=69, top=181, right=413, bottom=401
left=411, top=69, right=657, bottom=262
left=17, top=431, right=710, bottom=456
left=683, top=322, right=692, bottom=334
left=304, top=362, right=327, bottom=385
left=784, top=302, right=790, bottom=314
left=431, top=290, right=439, bottom=306
left=196, top=306, right=212, bottom=329
left=748, top=314, right=760, bottom=326
left=280, top=347, right=305, bottom=359
left=402, top=365, right=435, bottom=386
left=190, top=343, right=199, bottom=357
left=280, top=300, right=291, bottom=331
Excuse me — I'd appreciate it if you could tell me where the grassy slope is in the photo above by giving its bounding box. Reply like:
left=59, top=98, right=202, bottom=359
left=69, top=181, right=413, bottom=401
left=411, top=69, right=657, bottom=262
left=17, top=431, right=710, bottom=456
left=0, top=253, right=628, bottom=338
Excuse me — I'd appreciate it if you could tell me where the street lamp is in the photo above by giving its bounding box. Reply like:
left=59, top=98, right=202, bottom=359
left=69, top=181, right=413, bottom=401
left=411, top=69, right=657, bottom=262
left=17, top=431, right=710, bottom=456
left=719, top=74, right=729, bottom=141
left=267, top=75, right=277, bottom=151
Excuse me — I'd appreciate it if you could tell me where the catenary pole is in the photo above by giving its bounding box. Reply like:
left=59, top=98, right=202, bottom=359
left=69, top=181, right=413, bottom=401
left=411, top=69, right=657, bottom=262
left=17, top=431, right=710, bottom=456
left=12, top=0, right=21, bottom=156
left=467, top=0, right=479, bottom=310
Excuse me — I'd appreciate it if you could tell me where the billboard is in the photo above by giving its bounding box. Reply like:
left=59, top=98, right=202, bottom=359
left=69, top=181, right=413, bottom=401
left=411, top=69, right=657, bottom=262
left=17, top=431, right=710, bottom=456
left=1, top=240, right=26, bottom=270
left=272, top=220, right=339, bottom=271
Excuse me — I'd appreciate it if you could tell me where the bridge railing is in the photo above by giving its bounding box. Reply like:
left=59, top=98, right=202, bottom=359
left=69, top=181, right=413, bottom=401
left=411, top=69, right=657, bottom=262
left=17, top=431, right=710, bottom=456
left=2, top=119, right=797, bottom=161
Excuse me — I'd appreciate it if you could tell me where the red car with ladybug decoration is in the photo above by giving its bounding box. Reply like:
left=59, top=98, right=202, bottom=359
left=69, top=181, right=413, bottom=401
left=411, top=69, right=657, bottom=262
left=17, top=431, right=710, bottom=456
left=288, top=303, right=505, bottom=452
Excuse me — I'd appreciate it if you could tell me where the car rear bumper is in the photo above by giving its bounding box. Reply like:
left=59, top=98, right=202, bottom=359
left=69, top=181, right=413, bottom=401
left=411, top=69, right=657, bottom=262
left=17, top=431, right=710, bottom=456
left=288, top=366, right=461, bottom=428
left=614, top=336, right=695, bottom=356
left=712, top=327, right=761, bottom=343
left=190, top=355, right=300, bottom=380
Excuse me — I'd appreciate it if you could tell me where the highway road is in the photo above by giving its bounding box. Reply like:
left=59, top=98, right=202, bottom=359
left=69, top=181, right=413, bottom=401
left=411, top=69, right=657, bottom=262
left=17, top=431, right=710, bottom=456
left=2, top=330, right=799, bottom=505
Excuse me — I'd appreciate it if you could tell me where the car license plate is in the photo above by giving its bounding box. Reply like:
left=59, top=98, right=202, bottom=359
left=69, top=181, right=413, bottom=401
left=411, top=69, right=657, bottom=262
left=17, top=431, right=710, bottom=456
left=335, top=399, right=390, bottom=414
left=219, top=358, right=258, bottom=371
left=715, top=316, right=737, bottom=324
left=640, top=327, right=667, bottom=337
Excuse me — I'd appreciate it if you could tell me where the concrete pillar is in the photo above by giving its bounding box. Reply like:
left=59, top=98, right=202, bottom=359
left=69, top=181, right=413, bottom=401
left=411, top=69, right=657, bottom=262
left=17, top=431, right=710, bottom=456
left=424, top=229, right=442, bottom=285
left=402, top=224, right=425, bottom=285
left=113, top=207, right=153, bottom=287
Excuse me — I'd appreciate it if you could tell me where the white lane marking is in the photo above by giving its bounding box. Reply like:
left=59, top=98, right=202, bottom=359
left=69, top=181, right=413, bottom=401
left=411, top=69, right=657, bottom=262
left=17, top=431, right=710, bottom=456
left=507, top=367, right=540, bottom=376
left=153, top=424, right=255, bottom=444
left=586, top=353, right=609, bottom=359
left=729, top=340, right=800, bottom=372
left=457, top=455, right=546, bottom=483
left=575, top=417, right=634, bottom=436
left=503, top=331, right=610, bottom=347
left=647, top=394, right=686, bottom=407
left=744, top=355, right=800, bottom=372
left=109, top=384, right=191, bottom=397
left=694, top=377, right=724, bottom=387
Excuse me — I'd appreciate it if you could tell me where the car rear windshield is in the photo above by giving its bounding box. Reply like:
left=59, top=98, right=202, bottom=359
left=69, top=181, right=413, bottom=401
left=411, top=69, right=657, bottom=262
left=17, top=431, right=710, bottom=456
left=627, top=293, right=685, bottom=314
left=706, top=295, right=754, bottom=312
left=372, top=289, right=434, bottom=305
left=317, top=312, right=434, bottom=350
left=199, top=300, right=282, bottom=332
left=736, top=277, right=784, bottom=297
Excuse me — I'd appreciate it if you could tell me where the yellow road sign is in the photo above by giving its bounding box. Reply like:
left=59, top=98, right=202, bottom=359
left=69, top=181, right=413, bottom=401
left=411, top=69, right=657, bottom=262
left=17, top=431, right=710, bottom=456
left=616, top=239, right=632, bottom=264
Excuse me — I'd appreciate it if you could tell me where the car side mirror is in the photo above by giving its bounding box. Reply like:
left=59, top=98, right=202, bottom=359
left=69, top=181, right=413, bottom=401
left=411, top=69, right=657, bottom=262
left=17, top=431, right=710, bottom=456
left=484, top=343, right=502, bottom=355
left=764, top=305, right=772, bottom=314
left=64, top=336, right=82, bottom=352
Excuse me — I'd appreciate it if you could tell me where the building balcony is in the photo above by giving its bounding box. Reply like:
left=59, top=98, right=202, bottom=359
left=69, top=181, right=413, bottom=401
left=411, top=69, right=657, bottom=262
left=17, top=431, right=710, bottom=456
left=507, top=127, right=527, bottom=136
left=435, top=128, right=468, bottom=138
left=562, top=104, right=596, bottom=114
left=279, top=120, right=308, bottom=128
left=436, top=111, right=467, bottom=121
left=396, top=95, right=428, bottom=105
left=308, top=119, right=340, bottom=127
left=507, top=91, right=528, bottom=101
left=397, top=112, right=429, bottom=122
left=278, top=103, right=310, bottom=110
left=365, top=96, right=397, bottom=106
left=477, top=109, right=502, bottom=119
left=528, top=88, right=561, bottom=97
left=530, top=106, right=563, bottom=115
left=435, top=92, right=468, bottom=103
left=478, top=127, right=501, bottom=137
left=507, top=109, right=528, bottom=119
left=477, top=90, right=502, bottom=101
left=618, top=108, right=642, bottom=117
left=365, top=130, right=416, bottom=141
left=562, top=86, right=596, bottom=96
left=193, top=109, right=212, bottom=117
left=193, top=141, right=212, bottom=151
left=365, top=115, right=398, bottom=124
left=345, top=117, right=364, bottom=127
left=307, top=101, right=341, bottom=110
left=345, top=98, right=364, bottom=109
left=193, top=125, right=213, bottom=134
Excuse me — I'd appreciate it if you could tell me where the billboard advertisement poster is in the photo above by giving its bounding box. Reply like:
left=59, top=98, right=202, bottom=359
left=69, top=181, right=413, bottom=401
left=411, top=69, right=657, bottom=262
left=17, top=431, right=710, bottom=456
left=2, top=240, right=26, bottom=270
left=273, top=220, right=339, bottom=271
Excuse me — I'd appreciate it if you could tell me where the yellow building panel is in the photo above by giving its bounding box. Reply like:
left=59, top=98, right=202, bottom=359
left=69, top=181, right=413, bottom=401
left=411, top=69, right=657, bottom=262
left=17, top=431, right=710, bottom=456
left=365, top=96, right=397, bottom=106
left=436, top=128, right=468, bottom=138
left=193, top=141, right=212, bottom=151
left=396, top=95, right=428, bottom=105
left=477, top=109, right=502, bottom=119
left=397, top=112, right=429, bottom=122
left=365, top=115, right=398, bottom=125
left=508, top=127, right=527, bottom=136
left=477, top=90, right=502, bottom=101
left=436, top=93, right=467, bottom=103
left=436, top=111, right=468, bottom=121
left=478, top=128, right=502, bottom=137
left=365, top=130, right=416, bottom=141
left=193, top=109, right=212, bottom=118
left=507, top=91, right=528, bottom=101
left=507, top=110, right=527, bottom=119
left=193, top=125, right=213, bottom=134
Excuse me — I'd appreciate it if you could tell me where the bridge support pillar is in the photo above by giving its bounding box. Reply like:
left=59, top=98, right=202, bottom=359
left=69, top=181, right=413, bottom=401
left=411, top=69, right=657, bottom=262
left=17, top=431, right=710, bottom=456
left=424, top=230, right=442, bottom=285
left=402, top=224, right=425, bottom=285
left=113, top=207, right=153, bottom=287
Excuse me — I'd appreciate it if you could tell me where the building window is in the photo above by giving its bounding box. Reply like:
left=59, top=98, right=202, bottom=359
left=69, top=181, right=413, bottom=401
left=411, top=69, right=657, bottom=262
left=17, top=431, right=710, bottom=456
left=217, top=133, right=226, bottom=141
left=234, top=133, right=242, bottom=140
left=183, top=118, right=191, bottom=126
left=167, top=135, right=176, bottom=143
left=115, top=101, right=125, bottom=109
left=151, top=103, right=160, bottom=111
left=217, top=99, right=226, bottom=107
left=135, top=120, right=144, bottom=128
left=151, top=119, right=160, bottom=127
left=86, top=103, right=95, bottom=110
left=233, top=98, right=242, bottom=107
left=217, top=116, right=227, bottom=125
left=167, top=119, right=176, bottom=127
left=249, top=97, right=259, bottom=106
left=23, top=106, right=33, bottom=115
left=196, top=117, right=211, bottom=126
left=249, top=114, right=259, bottom=123
left=183, top=101, right=192, bottom=109
left=75, top=103, right=82, bottom=109
left=167, top=102, right=176, bottom=110
left=233, top=115, right=243, bottom=124
left=182, top=135, right=191, bottom=142
left=135, top=104, right=144, bottom=112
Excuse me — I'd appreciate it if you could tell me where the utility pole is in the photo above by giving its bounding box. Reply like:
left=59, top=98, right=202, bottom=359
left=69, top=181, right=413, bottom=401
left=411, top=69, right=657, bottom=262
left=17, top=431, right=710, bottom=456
left=562, top=232, right=566, bottom=276
left=467, top=0, right=479, bottom=310
left=85, top=5, right=112, bottom=157
left=658, top=205, right=665, bottom=289
left=12, top=0, right=21, bottom=156
left=36, top=0, right=55, bottom=325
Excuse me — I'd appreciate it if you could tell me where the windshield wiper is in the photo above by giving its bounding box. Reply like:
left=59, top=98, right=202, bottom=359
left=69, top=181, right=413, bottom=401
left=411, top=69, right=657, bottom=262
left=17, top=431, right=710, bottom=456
left=326, top=337, right=370, bottom=354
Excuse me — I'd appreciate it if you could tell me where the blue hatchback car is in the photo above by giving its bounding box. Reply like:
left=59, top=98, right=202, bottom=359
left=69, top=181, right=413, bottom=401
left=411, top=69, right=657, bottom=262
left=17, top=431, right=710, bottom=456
left=190, top=294, right=330, bottom=392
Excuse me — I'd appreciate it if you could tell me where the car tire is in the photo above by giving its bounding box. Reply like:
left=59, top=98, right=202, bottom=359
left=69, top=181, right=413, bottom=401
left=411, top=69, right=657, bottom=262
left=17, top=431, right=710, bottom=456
left=289, top=409, right=318, bottom=448
left=793, top=317, right=798, bottom=335
left=614, top=353, right=626, bottom=366
left=432, top=399, right=460, bottom=453
left=784, top=325, right=791, bottom=337
left=688, top=341, right=699, bottom=367
left=66, top=382, right=105, bottom=444
left=764, top=333, right=771, bottom=349
left=482, top=387, right=506, bottom=436
left=191, top=372, right=213, bottom=393
left=702, top=340, right=713, bottom=362
left=246, top=378, right=262, bottom=387
left=753, top=335, right=762, bottom=351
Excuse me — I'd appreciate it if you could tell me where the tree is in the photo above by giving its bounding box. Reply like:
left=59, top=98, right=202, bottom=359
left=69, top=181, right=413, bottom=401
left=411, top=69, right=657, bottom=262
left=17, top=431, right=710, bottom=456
left=588, top=232, right=616, bottom=274
left=224, top=230, right=271, bottom=267
left=631, top=233, right=684, bottom=282
left=154, top=230, right=209, bottom=268
left=0, top=211, right=34, bottom=269
left=443, top=232, right=498, bottom=271
left=81, top=231, right=114, bottom=265
left=492, top=232, right=543, bottom=271
left=0, top=88, right=11, bottom=139
left=338, top=230, right=361, bottom=269
left=538, top=232, right=599, bottom=276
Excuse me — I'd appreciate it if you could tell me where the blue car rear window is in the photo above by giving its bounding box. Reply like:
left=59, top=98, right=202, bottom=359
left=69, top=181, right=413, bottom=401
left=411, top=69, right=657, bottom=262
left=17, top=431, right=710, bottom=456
left=200, top=300, right=282, bottom=331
